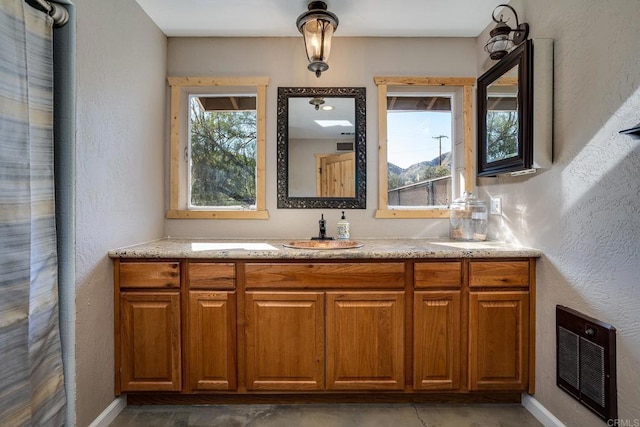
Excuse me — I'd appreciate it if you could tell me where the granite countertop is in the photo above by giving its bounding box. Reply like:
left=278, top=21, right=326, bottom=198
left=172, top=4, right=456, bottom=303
left=108, top=238, right=541, bottom=260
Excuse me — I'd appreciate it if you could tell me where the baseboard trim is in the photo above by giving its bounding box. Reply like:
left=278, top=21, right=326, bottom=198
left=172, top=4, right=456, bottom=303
left=522, top=393, right=565, bottom=427
left=88, top=395, right=127, bottom=427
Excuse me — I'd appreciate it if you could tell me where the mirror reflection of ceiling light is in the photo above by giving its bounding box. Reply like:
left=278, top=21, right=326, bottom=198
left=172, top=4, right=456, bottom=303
left=321, top=105, right=334, bottom=111
left=309, top=97, right=325, bottom=110
left=314, top=120, right=352, bottom=127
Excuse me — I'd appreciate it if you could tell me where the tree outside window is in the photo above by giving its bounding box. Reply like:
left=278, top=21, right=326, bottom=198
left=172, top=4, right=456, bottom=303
left=486, top=110, right=518, bottom=163
left=189, top=97, right=257, bottom=208
left=167, top=76, right=269, bottom=219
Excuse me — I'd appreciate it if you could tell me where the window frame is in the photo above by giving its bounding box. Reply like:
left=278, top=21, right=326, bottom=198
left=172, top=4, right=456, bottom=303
left=374, top=77, right=475, bottom=219
left=167, top=76, right=270, bottom=219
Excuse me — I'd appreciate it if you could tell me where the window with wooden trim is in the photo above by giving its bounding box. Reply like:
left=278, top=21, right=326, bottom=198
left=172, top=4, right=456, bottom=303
left=374, top=77, right=475, bottom=219
left=167, top=77, right=269, bottom=219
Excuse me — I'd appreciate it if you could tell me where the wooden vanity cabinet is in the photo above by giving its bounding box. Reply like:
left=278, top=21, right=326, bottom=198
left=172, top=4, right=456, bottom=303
left=244, top=262, right=406, bottom=392
left=186, top=262, right=237, bottom=392
left=114, top=256, right=536, bottom=399
left=116, top=261, right=182, bottom=393
left=413, top=261, right=463, bottom=391
left=467, top=260, right=531, bottom=392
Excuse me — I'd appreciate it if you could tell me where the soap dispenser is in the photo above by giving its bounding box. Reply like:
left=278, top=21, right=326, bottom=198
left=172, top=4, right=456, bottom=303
left=337, top=211, right=350, bottom=240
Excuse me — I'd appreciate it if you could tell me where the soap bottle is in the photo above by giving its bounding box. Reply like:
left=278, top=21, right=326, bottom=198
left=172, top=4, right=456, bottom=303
left=337, top=211, right=350, bottom=240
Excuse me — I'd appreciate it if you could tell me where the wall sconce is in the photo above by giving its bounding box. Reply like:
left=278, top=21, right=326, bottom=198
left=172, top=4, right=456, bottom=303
left=484, top=4, right=529, bottom=60
left=296, top=1, right=339, bottom=78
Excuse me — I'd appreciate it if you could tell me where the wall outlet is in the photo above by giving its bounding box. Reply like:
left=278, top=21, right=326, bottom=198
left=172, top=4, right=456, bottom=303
left=490, top=196, right=502, bottom=215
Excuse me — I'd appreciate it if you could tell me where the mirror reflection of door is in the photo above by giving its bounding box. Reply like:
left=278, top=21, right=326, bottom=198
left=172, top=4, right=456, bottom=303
left=315, top=152, right=355, bottom=197
left=485, top=66, right=519, bottom=163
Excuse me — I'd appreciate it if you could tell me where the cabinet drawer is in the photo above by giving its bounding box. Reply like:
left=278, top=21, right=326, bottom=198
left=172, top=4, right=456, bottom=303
left=469, top=260, right=530, bottom=288
left=245, top=263, right=405, bottom=289
left=414, top=261, right=462, bottom=288
left=188, top=262, right=236, bottom=289
left=119, top=262, right=180, bottom=289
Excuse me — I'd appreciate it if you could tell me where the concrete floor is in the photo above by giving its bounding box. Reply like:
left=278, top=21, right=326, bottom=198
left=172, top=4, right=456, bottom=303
left=109, top=403, right=543, bottom=426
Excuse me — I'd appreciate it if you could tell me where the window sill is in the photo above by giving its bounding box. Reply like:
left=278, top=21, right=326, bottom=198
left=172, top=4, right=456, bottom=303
left=374, top=209, right=450, bottom=219
left=166, top=210, right=270, bottom=220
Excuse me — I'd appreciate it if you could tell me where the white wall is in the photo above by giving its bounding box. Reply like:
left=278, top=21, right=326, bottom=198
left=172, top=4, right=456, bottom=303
left=165, top=37, right=477, bottom=239
left=476, top=1, right=640, bottom=425
left=74, top=0, right=166, bottom=425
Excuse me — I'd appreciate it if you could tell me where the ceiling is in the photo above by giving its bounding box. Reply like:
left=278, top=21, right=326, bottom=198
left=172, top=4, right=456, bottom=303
left=289, top=97, right=356, bottom=139
left=134, top=0, right=505, bottom=38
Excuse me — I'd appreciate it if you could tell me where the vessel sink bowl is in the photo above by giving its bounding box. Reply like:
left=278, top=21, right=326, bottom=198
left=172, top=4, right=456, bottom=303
left=283, top=240, right=364, bottom=250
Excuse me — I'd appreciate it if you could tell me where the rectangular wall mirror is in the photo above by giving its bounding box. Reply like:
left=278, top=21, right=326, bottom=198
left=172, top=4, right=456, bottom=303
left=477, top=40, right=533, bottom=176
left=277, top=87, right=366, bottom=208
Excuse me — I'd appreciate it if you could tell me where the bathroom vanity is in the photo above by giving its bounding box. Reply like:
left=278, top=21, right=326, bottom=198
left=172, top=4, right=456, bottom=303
left=110, top=239, right=539, bottom=404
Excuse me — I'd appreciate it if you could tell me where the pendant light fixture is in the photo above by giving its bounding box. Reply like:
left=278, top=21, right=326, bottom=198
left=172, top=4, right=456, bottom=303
left=484, top=4, right=529, bottom=60
left=296, top=1, right=339, bottom=78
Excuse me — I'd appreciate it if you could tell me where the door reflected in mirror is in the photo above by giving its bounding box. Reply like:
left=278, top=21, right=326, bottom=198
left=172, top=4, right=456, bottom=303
left=287, top=97, right=356, bottom=197
left=315, top=152, right=355, bottom=197
left=486, top=65, right=519, bottom=163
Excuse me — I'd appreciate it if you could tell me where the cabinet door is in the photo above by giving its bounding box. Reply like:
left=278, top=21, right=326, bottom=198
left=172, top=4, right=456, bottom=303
left=469, top=291, right=529, bottom=391
left=245, top=292, right=324, bottom=391
left=326, top=291, right=404, bottom=390
left=120, top=292, right=181, bottom=392
left=413, top=291, right=461, bottom=390
left=188, top=291, right=236, bottom=391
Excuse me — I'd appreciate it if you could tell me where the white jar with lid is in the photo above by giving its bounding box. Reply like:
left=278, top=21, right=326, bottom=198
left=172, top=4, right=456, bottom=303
left=449, top=192, right=487, bottom=241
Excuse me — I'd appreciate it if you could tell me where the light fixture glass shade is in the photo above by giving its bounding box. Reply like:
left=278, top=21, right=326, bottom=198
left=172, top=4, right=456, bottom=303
left=297, top=1, right=338, bottom=77
left=302, top=19, right=334, bottom=74
left=485, top=34, right=514, bottom=60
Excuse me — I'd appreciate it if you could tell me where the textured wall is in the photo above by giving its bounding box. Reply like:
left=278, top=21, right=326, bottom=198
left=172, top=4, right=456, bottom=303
left=165, top=37, right=478, bottom=240
left=476, top=1, right=640, bottom=425
left=73, top=0, right=167, bottom=425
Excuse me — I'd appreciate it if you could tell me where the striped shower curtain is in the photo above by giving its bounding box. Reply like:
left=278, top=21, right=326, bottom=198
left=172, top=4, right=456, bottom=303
left=0, top=0, right=67, bottom=425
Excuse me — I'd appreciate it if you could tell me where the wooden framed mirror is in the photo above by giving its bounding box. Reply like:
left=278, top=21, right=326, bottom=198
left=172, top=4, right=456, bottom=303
left=477, top=39, right=533, bottom=176
left=276, top=87, right=366, bottom=208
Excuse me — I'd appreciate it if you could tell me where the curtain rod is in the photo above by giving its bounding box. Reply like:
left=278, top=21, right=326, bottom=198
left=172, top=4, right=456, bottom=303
left=29, top=0, right=69, bottom=27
